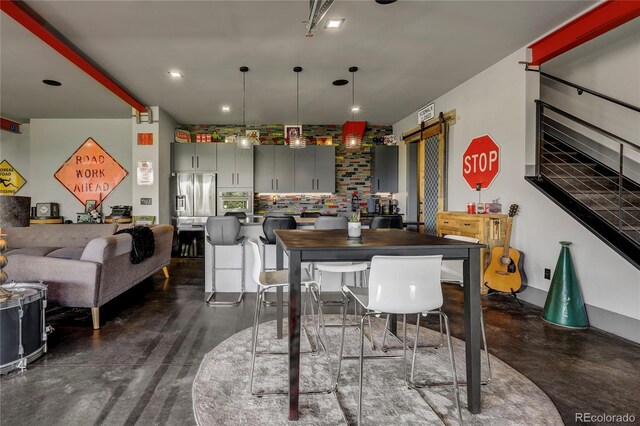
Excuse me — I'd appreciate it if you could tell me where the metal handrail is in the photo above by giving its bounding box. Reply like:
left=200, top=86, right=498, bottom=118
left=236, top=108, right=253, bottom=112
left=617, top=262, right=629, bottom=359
left=533, top=70, right=640, bottom=114
left=535, top=101, right=640, bottom=151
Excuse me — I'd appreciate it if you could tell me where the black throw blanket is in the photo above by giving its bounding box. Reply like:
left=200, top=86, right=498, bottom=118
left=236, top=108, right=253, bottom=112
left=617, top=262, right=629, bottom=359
left=115, top=226, right=155, bottom=264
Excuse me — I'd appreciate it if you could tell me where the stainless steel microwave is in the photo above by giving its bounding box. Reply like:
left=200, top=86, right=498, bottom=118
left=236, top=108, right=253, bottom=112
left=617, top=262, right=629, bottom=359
left=218, top=191, right=252, bottom=215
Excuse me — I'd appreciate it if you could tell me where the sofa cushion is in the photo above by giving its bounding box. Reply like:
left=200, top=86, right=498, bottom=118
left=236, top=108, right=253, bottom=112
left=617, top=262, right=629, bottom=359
left=6, top=247, right=60, bottom=257
left=5, top=224, right=119, bottom=249
left=47, top=247, right=85, bottom=260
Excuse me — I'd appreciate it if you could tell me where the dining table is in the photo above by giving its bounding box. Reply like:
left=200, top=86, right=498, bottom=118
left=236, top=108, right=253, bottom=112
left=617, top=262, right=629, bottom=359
left=274, top=228, right=485, bottom=421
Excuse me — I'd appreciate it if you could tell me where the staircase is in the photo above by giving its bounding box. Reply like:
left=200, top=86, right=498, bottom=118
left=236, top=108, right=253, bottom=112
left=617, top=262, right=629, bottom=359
left=527, top=100, right=640, bottom=269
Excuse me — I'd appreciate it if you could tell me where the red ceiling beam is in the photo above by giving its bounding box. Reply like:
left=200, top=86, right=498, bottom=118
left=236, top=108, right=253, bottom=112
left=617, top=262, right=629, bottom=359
left=528, top=0, right=640, bottom=66
left=0, top=0, right=147, bottom=113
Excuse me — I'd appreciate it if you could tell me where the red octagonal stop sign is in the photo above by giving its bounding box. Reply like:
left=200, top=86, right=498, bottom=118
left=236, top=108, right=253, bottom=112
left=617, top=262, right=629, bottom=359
left=462, top=134, right=500, bottom=189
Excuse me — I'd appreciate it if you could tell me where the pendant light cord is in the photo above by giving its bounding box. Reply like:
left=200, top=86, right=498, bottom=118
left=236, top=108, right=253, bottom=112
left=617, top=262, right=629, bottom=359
left=242, top=72, right=246, bottom=127
left=296, top=72, right=300, bottom=126
left=351, top=70, right=355, bottom=121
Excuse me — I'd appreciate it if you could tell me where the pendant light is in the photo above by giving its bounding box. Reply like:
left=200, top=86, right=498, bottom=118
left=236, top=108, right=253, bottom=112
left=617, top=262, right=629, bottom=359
left=290, top=66, right=307, bottom=149
left=228, top=66, right=253, bottom=149
left=345, top=66, right=362, bottom=149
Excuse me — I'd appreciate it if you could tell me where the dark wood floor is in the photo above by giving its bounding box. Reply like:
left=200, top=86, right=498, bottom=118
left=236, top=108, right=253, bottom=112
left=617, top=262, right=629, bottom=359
left=1, top=258, right=638, bottom=425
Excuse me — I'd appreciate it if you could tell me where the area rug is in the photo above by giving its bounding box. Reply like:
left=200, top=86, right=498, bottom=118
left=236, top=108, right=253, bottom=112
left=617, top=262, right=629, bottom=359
left=193, top=315, right=562, bottom=425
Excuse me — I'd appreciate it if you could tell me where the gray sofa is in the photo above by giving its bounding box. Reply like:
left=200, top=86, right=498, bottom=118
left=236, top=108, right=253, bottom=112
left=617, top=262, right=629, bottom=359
left=4, top=223, right=173, bottom=329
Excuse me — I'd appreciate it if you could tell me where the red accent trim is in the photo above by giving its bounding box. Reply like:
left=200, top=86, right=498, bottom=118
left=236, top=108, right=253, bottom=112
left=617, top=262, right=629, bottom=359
left=529, top=0, right=640, bottom=66
left=0, top=0, right=146, bottom=112
left=342, top=121, right=367, bottom=143
left=0, top=117, right=21, bottom=134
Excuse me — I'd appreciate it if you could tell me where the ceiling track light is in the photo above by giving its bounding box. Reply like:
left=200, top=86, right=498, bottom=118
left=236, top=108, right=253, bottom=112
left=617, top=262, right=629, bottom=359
left=290, top=66, right=306, bottom=149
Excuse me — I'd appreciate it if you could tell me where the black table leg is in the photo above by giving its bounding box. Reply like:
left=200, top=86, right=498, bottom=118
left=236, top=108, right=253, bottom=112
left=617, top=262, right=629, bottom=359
left=276, top=243, right=284, bottom=339
left=389, top=314, right=398, bottom=336
left=463, top=248, right=482, bottom=414
left=288, top=250, right=302, bottom=421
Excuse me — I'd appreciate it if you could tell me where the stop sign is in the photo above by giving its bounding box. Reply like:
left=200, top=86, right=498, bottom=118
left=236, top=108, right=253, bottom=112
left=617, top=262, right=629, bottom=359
left=462, top=134, right=500, bottom=189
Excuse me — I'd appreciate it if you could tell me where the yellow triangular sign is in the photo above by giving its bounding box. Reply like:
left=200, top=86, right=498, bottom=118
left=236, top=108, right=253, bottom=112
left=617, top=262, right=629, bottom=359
left=0, top=160, right=27, bottom=195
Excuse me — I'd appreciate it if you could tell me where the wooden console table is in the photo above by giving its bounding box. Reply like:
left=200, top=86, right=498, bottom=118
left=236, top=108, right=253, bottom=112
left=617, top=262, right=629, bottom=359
left=436, top=211, right=507, bottom=294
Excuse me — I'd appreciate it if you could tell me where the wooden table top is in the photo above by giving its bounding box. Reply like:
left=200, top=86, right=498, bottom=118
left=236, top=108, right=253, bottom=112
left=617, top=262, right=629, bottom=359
left=274, top=228, right=485, bottom=251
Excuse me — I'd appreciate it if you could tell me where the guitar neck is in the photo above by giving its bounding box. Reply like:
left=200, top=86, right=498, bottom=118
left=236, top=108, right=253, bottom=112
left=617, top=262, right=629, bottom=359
left=502, top=218, right=513, bottom=256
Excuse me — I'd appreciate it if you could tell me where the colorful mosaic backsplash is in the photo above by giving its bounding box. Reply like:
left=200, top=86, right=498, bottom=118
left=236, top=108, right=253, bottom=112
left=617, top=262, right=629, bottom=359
left=182, top=123, right=394, bottom=215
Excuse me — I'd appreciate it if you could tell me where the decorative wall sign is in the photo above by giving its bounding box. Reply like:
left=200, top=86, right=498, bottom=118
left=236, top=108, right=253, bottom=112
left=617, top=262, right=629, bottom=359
left=137, top=132, right=154, bottom=145
left=462, top=134, right=500, bottom=189
left=54, top=137, right=128, bottom=207
left=0, top=160, right=27, bottom=195
left=316, top=136, right=333, bottom=146
left=136, top=160, right=154, bottom=186
left=417, top=102, right=435, bottom=124
left=175, top=129, right=191, bottom=143
left=245, top=129, right=260, bottom=144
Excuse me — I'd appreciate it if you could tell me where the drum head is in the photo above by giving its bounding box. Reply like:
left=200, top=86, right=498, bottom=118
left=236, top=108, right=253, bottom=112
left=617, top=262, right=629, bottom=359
left=0, top=285, right=42, bottom=309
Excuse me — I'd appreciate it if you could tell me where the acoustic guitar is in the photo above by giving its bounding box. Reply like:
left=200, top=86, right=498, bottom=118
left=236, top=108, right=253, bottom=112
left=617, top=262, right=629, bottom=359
left=484, top=204, right=527, bottom=295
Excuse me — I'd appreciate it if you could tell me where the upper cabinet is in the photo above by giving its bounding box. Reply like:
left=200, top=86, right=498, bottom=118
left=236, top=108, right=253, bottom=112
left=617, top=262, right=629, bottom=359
left=254, top=146, right=295, bottom=193
left=217, top=143, right=254, bottom=188
left=294, top=146, right=335, bottom=193
left=372, top=145, right=398, bottom=193
left=172, top=143, right=217, bottom=172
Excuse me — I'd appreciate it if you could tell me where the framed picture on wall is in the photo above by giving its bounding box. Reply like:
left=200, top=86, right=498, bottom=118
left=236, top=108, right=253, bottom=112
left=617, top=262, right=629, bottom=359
left=284, top=125, right=302, bottom=145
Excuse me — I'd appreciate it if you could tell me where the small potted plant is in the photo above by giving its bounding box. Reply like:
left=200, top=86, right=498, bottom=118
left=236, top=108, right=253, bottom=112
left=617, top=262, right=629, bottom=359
left=348, top=212, right=361, bottom=239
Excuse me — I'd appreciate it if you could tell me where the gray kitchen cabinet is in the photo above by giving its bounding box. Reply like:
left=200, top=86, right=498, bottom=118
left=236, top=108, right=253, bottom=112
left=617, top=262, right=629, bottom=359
left=254, top=146, right=274, bottom=192
left=294, top=146, right=335, bottom=193
left=372, top=145, right=398, bottom=193
left=172, top=143, right=217, bottom=172
left=314, top=146, right=336, bottom=192
left=217, top=143, right=254, bottom=188
left=294, top=148, right=316, bottom=193
left=255, top=146, right=298, bottom=193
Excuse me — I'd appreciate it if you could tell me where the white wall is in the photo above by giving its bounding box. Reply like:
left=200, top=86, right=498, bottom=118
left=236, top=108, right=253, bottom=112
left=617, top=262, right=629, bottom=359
left=29, top=119, right=132, bottom=219
left=131, top=107, right=176, bottom=225
left=394, top=49, right=640, bottom=336
left=0, top=124, right=31, bottom=197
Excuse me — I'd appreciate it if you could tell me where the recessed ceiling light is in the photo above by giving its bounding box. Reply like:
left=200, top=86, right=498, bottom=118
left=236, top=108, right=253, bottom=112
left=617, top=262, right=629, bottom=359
left=221, top=105, right=231, bottom=112
left=332, top=79, right=349, bottom=86
left=351, top=106, right=361, bottom=112
left=375, top=0, right=397, bottom=4
left=169, top=71, right=183, bottom=78
left=325, top=19, right=344, bottom=29
left=42, top=79, right=62, bottom=86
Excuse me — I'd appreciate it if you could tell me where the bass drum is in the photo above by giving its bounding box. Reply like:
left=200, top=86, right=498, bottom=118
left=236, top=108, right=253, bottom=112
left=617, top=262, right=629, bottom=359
left=0, top=281, right=48, bottom=374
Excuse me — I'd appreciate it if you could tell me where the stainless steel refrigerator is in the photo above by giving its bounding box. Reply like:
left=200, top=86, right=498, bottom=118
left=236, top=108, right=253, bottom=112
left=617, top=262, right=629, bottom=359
left=170, top=173, right=216, bottom=256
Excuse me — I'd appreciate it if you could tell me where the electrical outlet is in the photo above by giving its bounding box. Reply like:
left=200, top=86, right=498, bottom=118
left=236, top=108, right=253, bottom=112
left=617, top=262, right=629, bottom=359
left=140, top=198, right=152, bottom=206
left=544, top=268, right=551, bottom=280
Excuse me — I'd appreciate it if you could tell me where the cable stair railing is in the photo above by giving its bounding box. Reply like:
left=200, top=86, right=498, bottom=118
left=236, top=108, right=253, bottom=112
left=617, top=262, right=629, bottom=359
left=525, top=69, right=640, bottom=269
left=533, top=99, right=640, bottom=248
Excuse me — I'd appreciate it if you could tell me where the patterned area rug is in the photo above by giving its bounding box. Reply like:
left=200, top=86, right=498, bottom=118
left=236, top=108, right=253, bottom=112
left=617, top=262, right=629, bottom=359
left=193, top=315, right=561, bottom=425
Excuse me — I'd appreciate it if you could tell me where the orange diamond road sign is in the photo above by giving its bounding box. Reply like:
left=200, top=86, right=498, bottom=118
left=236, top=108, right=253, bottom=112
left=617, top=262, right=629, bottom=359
left=0, top=160, right=27, bottom=195
left=54, top=137, right=128, bottom=207
left=462, top=134, right=500, bottom=190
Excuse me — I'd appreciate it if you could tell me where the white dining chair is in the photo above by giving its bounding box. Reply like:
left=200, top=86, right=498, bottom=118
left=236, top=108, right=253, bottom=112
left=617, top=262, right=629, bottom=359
left=336, top=255, right=463, bottom=425
left=308, top=216, right=374, bottom=346
left=246, top=240, right=334, bottom=397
